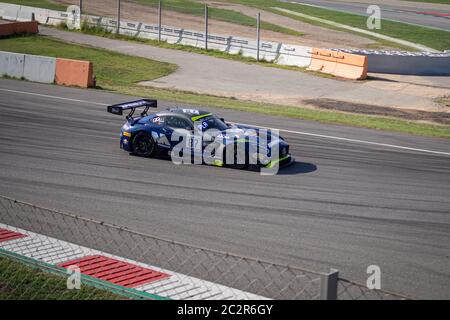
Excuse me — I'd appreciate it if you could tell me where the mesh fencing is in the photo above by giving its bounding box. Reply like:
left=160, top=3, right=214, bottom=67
left=0, top=195, right=323, bottom=300
left=337, top=279, right=410, bottom=300
left=80, top=0, right=262, bottom=36
left=0, top=195, right=410, bottom=300
left=55, top=0, right=288, bottom=56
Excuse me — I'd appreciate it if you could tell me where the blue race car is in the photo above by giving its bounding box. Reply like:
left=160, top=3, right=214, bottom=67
left=107, top=99, right=293, bottom=170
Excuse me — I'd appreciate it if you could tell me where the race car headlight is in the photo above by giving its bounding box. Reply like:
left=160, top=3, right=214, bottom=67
left=123, top=131, right=131, bottom=138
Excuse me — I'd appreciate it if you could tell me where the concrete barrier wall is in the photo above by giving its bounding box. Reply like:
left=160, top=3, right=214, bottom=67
left=366, top=54, right=450, bottom=76
left=32, top=7, right=51, bottom=25
left=104, top=18, right=118, bottom=33
left=0, top=51, right=57, bottom=83
left=0, top=4, right=52, bottom=25
left=308, top=48, right=368, bottom=80
left=0, top=51, right=25, bottom=78
left=119, top=21, right=141, bottom=38
left=277, top=44, right=312, bottom=68
left=368, top=55, right=450, bottom=76
left=333, top=49, right=450, bottom=76
left=55, top=58, right=95, bottom=88
left=0, top=51, right=95, bottom=87
left=47, top=10, right=69, bottom=26
left=23, top=54, right=56, bottom=83
left=334, top=51, right=368, bottom=80
left=0, top=3, right=19, bottom=21
left=17, top=5, right=35, bottom=22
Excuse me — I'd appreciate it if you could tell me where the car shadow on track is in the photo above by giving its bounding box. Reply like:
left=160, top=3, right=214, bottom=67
left=278, top=162, right=317, bottom=175
left=129, top=153, right=316, bottom=175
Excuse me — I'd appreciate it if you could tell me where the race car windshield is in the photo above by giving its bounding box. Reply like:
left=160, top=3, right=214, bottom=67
left=198, top=116, right=228, bottom=131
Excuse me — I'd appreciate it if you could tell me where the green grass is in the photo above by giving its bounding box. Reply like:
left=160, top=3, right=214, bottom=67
left=1, top=34, right=449, bottom=139
left=135, top=0, right=304, bottom=37
left=0, top=35, right=177, bottom=87
left=0, top=0, right=66, bottom=11
left=0, top=256, right=122, bottom=299
left=221, top=0, right=450, bottom=51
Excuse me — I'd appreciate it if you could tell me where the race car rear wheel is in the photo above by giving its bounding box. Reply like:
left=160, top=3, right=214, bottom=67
left=132, top=132, right=156, bottom=157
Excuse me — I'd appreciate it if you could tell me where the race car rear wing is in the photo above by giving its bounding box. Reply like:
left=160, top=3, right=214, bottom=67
left=107, top=99, right=157, bottom=119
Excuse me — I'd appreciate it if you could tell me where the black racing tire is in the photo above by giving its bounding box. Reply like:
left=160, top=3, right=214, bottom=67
left=132, top=132, right=156, bottom=158
left=223, top=144, right=249, bottom=169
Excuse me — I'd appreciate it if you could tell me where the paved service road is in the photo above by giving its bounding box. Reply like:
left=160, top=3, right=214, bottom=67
left=0, top=79, right=449, bottom=299
left=40, top=27, right=449, bottom=112
left=290, top=0, right=450, bottom=30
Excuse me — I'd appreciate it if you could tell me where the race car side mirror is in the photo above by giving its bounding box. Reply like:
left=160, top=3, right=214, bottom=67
left=220, top=118, right=225, bottom=122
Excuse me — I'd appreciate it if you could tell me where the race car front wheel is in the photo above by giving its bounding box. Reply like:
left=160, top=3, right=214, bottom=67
left=223, top=145, right=249, bottom=169
left=132, top=132, right=156, bottom=157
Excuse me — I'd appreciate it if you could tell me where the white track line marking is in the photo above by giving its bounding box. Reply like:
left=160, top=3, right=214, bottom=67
left=0, top=88, right=108, bottom=106
left=2, top=87, right=449, bottom=157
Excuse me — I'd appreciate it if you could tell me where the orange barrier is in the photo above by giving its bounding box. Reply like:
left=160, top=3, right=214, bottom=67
left=0, top=24, right=13, bottom=37
left=0, top=21, right=38, bottom=38
left=308, top=48, right=368, bottom=80
left=55, top=58, right=95, bottom=88
left=13, top=21, right=39, bottom=34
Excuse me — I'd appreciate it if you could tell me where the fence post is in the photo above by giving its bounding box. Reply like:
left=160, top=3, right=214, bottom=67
left=204, top=4, right=209, bottom=50
left=79, top=0, right=82, bottom=18
left=117, top=0, right=121, bottom=34
left=256, top=12, right=261, bottom=61
left=158, top=0, right=162, bottom=42
left=320, top=269, right=339, bottom=300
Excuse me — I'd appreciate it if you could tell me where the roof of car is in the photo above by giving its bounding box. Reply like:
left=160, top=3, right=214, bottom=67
left=169, top=108, right=211, bottom=117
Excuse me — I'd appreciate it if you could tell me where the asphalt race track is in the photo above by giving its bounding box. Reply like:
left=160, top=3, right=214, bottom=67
left=290, top=0, right=450, bottom=30
left=0, top=79, right=449, bottom=299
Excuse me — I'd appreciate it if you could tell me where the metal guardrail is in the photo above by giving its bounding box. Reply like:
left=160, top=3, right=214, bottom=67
left=0, top=195, right=409, bottom=300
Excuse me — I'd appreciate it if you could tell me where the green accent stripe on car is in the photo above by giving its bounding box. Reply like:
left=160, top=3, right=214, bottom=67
left=212, top=159, right=224, bottom=167
left=265, top=155, right=290, bottom=169
left=191, top=113, right=212, bottom=121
